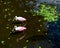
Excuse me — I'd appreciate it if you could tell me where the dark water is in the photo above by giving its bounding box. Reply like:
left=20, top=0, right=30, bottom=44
left=0, top=0, right=59, bottom=48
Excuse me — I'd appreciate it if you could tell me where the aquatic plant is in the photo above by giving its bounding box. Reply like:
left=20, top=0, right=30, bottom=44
left=37, top=29, right=41, bottom=32
left=26, top=40, right=29, bottom=43
left=23, top=46, right=27, bottom=48
left=1, top=40, right=5, bottom=45
left=32, top=3, right=59, bottom=22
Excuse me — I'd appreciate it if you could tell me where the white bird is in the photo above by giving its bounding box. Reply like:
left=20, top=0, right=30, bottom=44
left=9, top=26, right=26, bottom=36
left=13, top=16, right=26, bottom=22
left=14, top=26, right=26, bottom=32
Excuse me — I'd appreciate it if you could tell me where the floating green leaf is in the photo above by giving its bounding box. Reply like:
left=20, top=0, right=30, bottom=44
left=32, top=3, right=59, bottom=22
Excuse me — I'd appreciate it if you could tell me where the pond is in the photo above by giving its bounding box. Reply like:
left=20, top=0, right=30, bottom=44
left=0, top=0, right=59, bottom=48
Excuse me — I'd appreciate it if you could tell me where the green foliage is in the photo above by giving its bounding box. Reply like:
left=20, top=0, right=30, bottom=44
left=33, top=3, right=59, bottom=22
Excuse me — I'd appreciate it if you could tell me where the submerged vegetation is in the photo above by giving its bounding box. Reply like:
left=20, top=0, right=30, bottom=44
left=32, top=3, right=59, bottom=22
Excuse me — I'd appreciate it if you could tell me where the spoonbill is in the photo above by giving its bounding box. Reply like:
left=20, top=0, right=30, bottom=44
left=14, top=26, right=26, bottom=31
left=11, top=25, right=27, bottom=33
left=9, top=26, right=26, bottom=37
left=13, top=16, right=26, bottom=22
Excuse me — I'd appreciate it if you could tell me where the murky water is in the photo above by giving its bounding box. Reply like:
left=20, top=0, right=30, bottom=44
left=0, top=0, right=56, bottom=48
